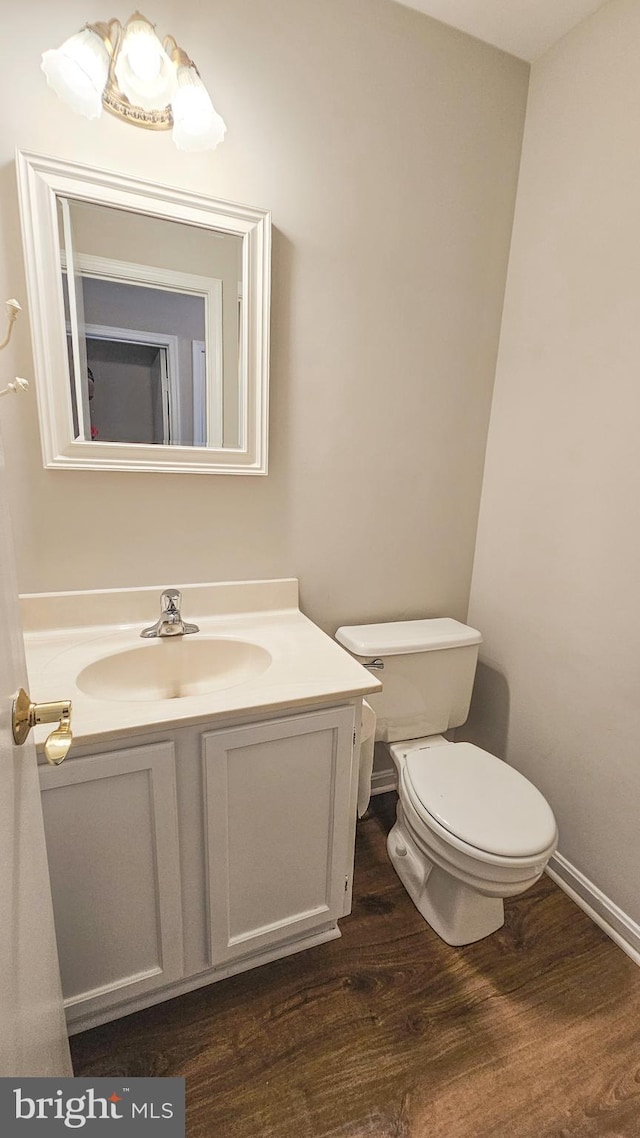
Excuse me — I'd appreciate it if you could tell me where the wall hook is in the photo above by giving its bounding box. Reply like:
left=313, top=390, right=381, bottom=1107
left=0, top=299, right=30, bottom=400
left=0, top=377, right=29, bottom=399
left=0, top=298, right=22, bottom=351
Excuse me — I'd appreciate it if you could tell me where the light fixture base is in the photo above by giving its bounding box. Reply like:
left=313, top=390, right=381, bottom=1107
left=102, top=78, right=172, bottom=130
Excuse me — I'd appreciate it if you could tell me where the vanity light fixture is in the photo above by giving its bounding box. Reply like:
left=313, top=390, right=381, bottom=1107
left=41, top=11, right=226, bottom=152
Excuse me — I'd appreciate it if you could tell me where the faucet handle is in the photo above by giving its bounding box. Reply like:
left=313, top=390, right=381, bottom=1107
left=161, top=588, right=181, bottom=613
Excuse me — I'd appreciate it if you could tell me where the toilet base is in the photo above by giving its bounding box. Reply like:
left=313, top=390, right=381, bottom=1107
left=387, top=811, right=505, bottom=946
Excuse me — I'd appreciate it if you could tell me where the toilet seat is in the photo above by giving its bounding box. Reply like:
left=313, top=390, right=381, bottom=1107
left=402, top=741, right=558, bottom=859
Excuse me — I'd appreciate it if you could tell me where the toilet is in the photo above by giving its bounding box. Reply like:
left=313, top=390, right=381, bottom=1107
left=335, top=618, right=558, bottom=946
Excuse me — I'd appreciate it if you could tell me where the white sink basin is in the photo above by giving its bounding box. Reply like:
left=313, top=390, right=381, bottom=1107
left=22, top=580, right=382, bottom=743
left=76, top=637, right=272, bottom=702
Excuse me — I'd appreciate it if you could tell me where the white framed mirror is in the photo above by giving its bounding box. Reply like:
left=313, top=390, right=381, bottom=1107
left=16, top=150, right=270, bottom=474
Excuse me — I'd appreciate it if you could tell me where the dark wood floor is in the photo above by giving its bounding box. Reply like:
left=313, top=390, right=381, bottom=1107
left=71, top=794, right=640, bottom=1137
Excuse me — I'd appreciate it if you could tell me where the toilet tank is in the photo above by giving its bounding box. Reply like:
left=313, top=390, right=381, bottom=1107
left=335, top=619, right=482, bottom=743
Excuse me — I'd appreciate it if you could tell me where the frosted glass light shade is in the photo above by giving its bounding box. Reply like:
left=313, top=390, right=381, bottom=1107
left=41, top=16, right=226, bottom=151
left=171, top=66, right=226, bottom=152
left=41, top=29, right=110, bottom=120
left=114, top=17, right=176, bottom=111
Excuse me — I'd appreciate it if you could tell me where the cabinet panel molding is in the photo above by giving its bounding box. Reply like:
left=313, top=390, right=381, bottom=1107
left=40, top=741, right=184, bottom=1024
left=202, top=706, right=355, bottom=963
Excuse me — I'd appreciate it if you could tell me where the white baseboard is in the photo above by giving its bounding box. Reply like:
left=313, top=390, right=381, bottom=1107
left=370, top=766, right=397, bottom=796
left=547, top=852, right=640, bottom=968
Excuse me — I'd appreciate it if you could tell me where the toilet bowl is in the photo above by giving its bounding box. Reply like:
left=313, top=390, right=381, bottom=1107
left=335, top=618, right=558, bottom=946
left=387, top=736, right=557, bottom=944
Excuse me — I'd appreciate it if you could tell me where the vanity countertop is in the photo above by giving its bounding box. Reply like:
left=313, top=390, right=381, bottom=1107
left=21, top=579, right=381, bottom=749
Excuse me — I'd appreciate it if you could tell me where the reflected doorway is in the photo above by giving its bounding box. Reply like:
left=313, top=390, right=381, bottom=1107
left=86, top=337, right=170, bottom=445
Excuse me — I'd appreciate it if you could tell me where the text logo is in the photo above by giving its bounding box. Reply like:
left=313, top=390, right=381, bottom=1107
left=0, top=1077, right=185, bottom=1135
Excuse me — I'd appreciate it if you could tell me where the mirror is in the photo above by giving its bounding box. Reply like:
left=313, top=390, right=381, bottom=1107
left=16, top=151, right=271, bottom=474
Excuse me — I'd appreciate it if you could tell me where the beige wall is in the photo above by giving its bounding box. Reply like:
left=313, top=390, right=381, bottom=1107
left=467, top=0, right=640, bottom=923
left=0, top=0, right=527, bottom=633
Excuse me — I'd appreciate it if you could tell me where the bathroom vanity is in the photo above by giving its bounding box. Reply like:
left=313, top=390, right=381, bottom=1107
left=22, top=580, right=380, bottom=1034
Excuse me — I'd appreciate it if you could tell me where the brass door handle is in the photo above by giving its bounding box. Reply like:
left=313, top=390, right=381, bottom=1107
left=12, top=688, right=73, bottom=766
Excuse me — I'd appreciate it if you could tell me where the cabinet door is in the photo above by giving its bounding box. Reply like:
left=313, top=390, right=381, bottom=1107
left=39, top=741, right=183, bottom=1026
left=203, top=706, right=355, bottom=964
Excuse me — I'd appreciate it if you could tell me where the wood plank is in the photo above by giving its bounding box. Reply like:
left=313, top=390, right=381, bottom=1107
left=71, top=793, right=640, bottom=1137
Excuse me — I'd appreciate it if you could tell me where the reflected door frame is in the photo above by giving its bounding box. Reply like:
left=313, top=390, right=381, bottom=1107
left=63, top=253, right=223, bottom=450
left=85, top=324, right=179, bottom=445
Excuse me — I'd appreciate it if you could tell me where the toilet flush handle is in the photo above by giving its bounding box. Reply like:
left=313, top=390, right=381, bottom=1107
left=364, top=659, right=384, bottom=670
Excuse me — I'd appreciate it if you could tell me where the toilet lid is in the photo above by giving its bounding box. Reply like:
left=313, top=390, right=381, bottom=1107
left=405, top=742, right=557, bottom=857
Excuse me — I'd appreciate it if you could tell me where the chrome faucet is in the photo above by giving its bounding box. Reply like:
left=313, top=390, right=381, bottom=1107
left=140, top=589, right=200, bottom=638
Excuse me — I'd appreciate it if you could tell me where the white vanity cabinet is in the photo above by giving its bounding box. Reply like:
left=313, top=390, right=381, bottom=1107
left=38, top=701, right=359, bottom=1034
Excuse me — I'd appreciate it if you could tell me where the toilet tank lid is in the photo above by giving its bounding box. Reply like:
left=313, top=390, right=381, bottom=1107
left=335, top=618, right=482, bottom=656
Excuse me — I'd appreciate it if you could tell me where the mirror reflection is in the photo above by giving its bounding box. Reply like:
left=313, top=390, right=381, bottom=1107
left=58, top=199, right=243, bottom=449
